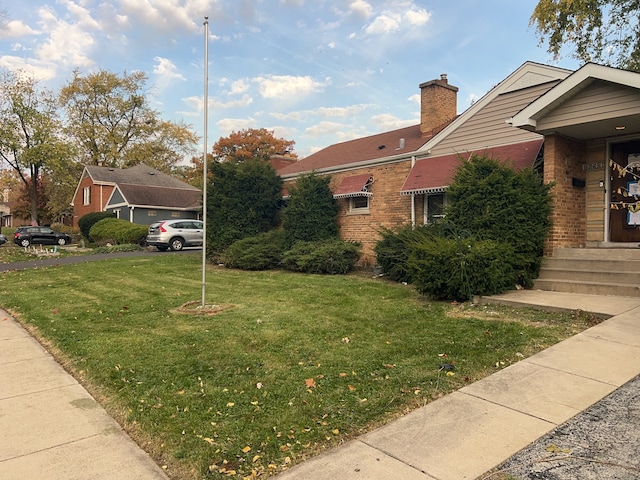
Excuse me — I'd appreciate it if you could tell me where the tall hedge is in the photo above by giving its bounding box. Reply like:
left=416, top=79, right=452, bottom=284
left=444, top=154, right=553, bottom=287
left=206, top=159, right=283, bottom=258
left=282, top=172, right=338, bottom=248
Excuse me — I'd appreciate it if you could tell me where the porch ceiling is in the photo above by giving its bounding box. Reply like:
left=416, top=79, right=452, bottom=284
left=536, top=114, right=640, bottom=141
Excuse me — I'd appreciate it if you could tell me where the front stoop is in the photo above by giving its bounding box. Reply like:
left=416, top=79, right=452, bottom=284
left=534, top=248, right=640, bottom=297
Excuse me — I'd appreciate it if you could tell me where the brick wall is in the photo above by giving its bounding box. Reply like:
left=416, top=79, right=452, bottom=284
left=284, top=159, right=414, bottom=265
left=543, top=135, right=587, bottom=254
left=334, top=161, right=413, bottom=264
left=72, top=177, right=114, bottom=228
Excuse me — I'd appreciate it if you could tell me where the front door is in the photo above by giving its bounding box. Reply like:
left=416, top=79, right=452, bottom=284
left=609, top=141, right=640, bottom=242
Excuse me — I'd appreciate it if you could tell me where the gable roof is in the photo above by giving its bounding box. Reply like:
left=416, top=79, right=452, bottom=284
left=71, top=163, right=201, bottom=209
left=110, top=184, right=202, bottom=210
left=85, top=164, right=200, bottom=190
left=510, top=62, right=640, bottom=139
left=277, top=124, right=433, bottom=177
left=277, top=62, right=570, bottom=180
left=419, top=62, right=571, bottom=156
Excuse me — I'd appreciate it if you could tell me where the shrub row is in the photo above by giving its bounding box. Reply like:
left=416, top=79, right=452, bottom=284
left=221, top=230, right=361, bottom=275
left=88, top=218, right=148, bottom=246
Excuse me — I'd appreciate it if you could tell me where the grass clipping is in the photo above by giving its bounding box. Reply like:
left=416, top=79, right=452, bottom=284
left=172, top=300, right=234, bottom=316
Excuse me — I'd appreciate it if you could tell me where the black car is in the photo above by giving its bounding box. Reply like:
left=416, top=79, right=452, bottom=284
left=13, top=226, right=72, bottom=247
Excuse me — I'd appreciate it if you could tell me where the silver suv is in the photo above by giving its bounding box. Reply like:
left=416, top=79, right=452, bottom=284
left=146, top=219, right=204, bottom=251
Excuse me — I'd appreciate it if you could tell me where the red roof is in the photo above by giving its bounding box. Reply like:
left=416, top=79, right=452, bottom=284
left=333, top=174, right=373, bottom=198
left=278, top=124, right=428, bottom=176
left=400, top=140, right=543, bottom=194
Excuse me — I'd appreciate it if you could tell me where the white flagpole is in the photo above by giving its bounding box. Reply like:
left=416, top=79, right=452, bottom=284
left=202, top=16, right=209, bottom=307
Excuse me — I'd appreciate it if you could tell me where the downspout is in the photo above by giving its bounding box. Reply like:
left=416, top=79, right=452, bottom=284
left=410, top=156, right=416, bottom=228
left=130, top=206, right=134, bottom=223
left=604, top=147, right=611, bottom=243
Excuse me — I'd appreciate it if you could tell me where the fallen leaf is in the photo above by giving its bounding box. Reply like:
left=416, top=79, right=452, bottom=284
left=226, top=402, right=235, bottom=407
left=383, top=363, right=395, bottom=369
left=242, top=446, right=251, bottom=453
left=332, top=429, right=340, bottom=435
left=305, top=378, right=316, bottom=388
left=348, top=385, right=356, bottom=391
left=339, top=372, right=348, bottom=378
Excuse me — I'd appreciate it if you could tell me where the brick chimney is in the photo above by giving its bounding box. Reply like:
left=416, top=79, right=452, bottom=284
left=420, top=74, right=458, bottom=136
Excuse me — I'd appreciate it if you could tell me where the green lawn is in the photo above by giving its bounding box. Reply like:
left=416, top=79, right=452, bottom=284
left=0, top=253, right=596, bottom=479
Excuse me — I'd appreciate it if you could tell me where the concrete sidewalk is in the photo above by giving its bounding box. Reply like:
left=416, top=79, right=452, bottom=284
left=274, top=291, right=640, bottom=480
left=0, top=309, right=169, bottom=480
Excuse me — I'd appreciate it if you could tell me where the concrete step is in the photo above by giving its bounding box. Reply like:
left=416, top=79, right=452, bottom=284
left=534, top=247, right=640, bottom=297
left=537, top=268, right=639, bottom=284
left=532, top=279, right=640, bottom=297
left=553, top=247, right=640, bottom=261
left=541, top=257, right=640, bottom=273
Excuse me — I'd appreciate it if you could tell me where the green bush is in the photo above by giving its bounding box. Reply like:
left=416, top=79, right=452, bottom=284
left=78, top=211, right=116, bottom=241
left=281, top=239, right=361, bottom=274
left=408, top=236, right=518, bottom=301
left=206, top=159, right=283, bottom=259
left=282, top=172, right=338, bottom=248
left=88, top=218, right=148, bottom=245
left=221, top=229, right=286, bottom=270
left=445, top=155, right=553, bottom=287
left=374, top=224, right=444, bottom=283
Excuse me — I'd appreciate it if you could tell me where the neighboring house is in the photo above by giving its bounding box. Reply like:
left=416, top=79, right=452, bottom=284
left=71, top=164, right=202, bottom=227
left=278, top=62, right=571, bottom=262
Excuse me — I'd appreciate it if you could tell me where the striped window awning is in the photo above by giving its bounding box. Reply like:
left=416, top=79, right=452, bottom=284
left=333, top=174, right=373, bottom=198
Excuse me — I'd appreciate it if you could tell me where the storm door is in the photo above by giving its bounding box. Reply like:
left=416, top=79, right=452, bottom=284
left=609, top=141, right=640, bottom=242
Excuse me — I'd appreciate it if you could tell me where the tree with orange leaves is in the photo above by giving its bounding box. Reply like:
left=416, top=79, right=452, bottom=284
left=212, top=128, right=296, bottom=163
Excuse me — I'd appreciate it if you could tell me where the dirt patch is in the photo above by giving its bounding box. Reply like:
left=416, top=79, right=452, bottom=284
left=171, top=301, right=234, bottom=316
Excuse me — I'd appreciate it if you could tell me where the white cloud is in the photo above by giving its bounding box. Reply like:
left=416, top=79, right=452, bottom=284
left=407, top=93, right=420, bottom=105
left=362, top=3, right=432, bottom=36
left=405, top=8, right=430, bottom=26
left=369, top=113, right=416, bottom=131
left=316, top=104, right=369, bottom=118
left=153, top=57, right=186, bottom=81
left=365, top=14, right=399, bottom=35
left=253, top=74, right=326, bottom=99
left=305, top=121, right=345, bottom=137
left=0, top=56, right=56, bottom=81
left=217, top=117, right=257, bottom=135
left=215, top=94, right=254, bottom=109
left=0, top=20, right=38, bottom=39
left=349, top=0, right=372, bottom=20
left=34, top=4, right=98, bottom=68
left=229, top=79, right=250, bottom=95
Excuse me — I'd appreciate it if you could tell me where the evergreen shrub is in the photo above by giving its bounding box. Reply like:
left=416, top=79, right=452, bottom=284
left=281, top=239, right=361, bottom=274
left=221, top=229, right=286, bottom=270
left=78, top=211, right=116, bottom=241
left=374, top=224, right=442, bottom=283
left=88, top=218, right=148, bottom=245
left=408, top=236, right=518, bottom=301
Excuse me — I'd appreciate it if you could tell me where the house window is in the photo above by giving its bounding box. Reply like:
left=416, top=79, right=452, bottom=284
left=171, top=211, right=181, bottom=218
left=424, top=193, right=446, bottom=224
left=83, top=186, right=91, bottom=205
left=148, top=210, right=157, bottom=217
left=350, top=196, right=370, bottom=213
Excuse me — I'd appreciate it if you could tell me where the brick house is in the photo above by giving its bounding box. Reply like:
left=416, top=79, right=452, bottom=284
left=278, top=62, right=570, bottom=262
left=71, top=164, right=202, bottom=227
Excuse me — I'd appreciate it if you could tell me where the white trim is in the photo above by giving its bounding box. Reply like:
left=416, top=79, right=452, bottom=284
left=419, top=62, right=571, bottom=155
left=401, top=186, right=447, bottom=196
left=510, top=63, right=640, bottom=130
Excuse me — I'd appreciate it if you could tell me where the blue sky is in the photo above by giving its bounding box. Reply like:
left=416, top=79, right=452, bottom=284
left=0, top=1, right=579, bottom=159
